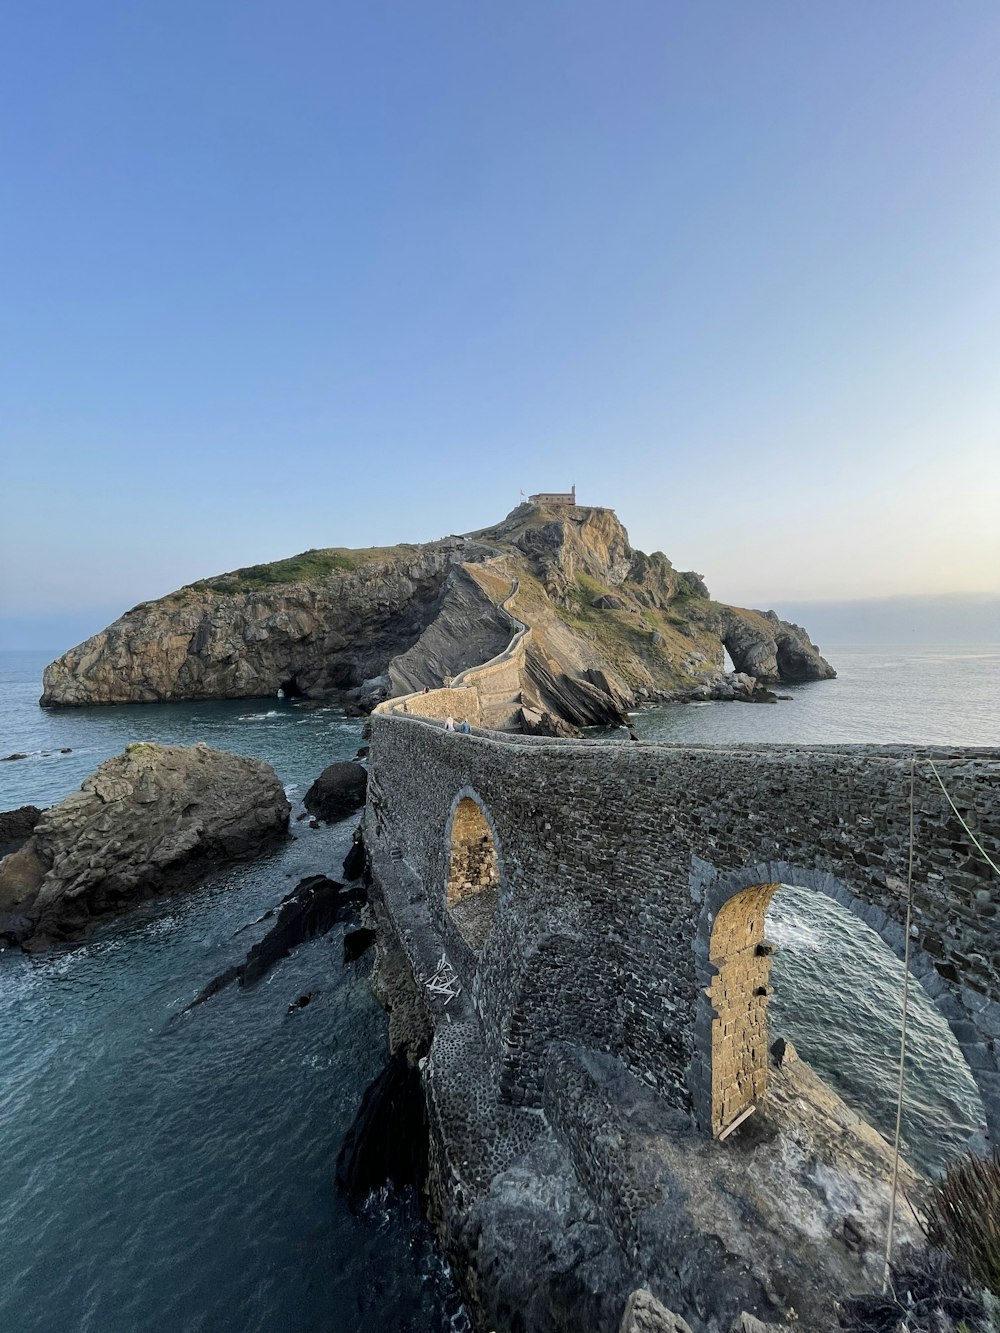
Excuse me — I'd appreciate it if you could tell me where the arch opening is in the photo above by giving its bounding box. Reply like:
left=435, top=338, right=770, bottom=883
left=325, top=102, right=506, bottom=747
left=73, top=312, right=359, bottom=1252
left=446, top=797, right=500, bottom=953
left=706, top=880, right=986, bottom=1173
left=277, top=677, right=304, bottom=698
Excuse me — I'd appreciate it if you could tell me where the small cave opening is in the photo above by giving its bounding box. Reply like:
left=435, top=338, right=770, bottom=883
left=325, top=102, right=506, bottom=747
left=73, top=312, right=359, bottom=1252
left=277, top=677, right=305, bottom=699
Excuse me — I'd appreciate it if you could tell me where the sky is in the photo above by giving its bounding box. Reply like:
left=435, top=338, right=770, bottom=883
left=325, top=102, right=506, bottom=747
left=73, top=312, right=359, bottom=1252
left=2, top=1, right=999, bottom=650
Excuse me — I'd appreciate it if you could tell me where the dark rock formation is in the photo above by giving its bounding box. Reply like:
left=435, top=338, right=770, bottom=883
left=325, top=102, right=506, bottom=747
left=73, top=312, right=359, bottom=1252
left=182, top=875, right=366, bottom=1011
left=343, top=927, right=376, bottom=962
left=342, top=825, right=366, bottom=881
left=387, top=564, right=514, bottom=695
left=0, top=806, right=43, bottom=859
left=303, top=761, right=368, bottom=823
left=336, top=1048, right=428, bottom=1208
left=0, top=744, right=289, bottom=948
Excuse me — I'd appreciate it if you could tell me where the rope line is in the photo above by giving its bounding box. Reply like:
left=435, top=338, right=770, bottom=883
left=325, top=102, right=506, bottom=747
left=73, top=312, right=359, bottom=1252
left=883, top=756, right=916, bottom=1293
left=926, top=758, right=1000, bottom=877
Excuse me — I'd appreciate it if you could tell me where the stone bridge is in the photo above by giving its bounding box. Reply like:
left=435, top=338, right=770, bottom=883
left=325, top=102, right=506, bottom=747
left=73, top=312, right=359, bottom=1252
left=366, top=716, right=1000, bottom=1145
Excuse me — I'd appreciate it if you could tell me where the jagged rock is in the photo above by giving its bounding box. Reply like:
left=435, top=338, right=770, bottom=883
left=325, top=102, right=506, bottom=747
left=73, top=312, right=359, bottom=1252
left=303, top=761, right=368, bottom=823
left=0, top=744, right=289, bottom=948
left=520, top=706, right=580, bottom=738
left=620, top=1289, right=695, bottom=1332
left=336, top=1048, right=428, bottom=1208
left=342, top=825, right=366, bottom=881
left=592, top=593, right=627, bottom=611
left=0, top=806, right=43, bottom=859
left=718, top=607, right=835, bottom=683
left=678, top=571, right=709, bottom=598
left=2, top=753, right=28, bottom=762
left=181, top=875, right=366, bottom=1012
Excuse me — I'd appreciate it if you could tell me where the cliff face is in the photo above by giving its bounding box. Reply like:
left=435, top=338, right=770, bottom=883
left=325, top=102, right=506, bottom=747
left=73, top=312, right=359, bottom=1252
left=41, top=505, right=835, bottom=725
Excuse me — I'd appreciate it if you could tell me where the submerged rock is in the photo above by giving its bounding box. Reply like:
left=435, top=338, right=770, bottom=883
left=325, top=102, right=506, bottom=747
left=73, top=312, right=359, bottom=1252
left=303, top=761, right=368, bottom=823
left=0, top=744, right=290, bottom=948
left=182, top=875, right=366, bottom=1011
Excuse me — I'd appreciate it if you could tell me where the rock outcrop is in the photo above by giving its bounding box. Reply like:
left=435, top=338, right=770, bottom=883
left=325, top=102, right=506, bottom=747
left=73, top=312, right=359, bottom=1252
left=41, top=504, right=835, bottom=731
left=0, top=806, right=43, bottom=859
left=0, top=743, right=290, bottom=948
left=303, top=761, right=368, bottom=823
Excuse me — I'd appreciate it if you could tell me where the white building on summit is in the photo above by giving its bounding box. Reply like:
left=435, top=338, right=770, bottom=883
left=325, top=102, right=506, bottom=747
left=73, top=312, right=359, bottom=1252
left=528, top=485, right=576, bottom=506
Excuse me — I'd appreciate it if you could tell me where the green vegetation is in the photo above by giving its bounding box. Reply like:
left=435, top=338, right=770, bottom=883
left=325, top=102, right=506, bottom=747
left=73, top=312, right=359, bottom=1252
left=928, top=1151, right=1000, bottom=1298
left=163, top=543, right=423, bottom=600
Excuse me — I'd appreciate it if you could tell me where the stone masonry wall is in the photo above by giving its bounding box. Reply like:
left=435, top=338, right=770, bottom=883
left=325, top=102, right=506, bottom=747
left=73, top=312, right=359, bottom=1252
left=376, top=686, right=483, bottom=726
left=708, top=883, right=779, bottom=1135
left=374, top=574, right=529, bottom=731
left=365, top=717, right=1000, bottom=1143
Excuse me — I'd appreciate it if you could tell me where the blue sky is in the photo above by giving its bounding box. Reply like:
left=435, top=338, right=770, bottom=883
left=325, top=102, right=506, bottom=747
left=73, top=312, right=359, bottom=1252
left=2, top=1, right=999, bottom=649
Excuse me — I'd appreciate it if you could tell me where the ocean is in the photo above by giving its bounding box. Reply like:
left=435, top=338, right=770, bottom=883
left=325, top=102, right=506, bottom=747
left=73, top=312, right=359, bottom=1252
left=1, top=644, right=997, bottom=1331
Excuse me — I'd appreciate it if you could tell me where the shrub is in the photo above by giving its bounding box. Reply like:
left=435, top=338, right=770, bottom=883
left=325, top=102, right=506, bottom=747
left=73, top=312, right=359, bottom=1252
left=927, top=1151, right=1000, bottom=1298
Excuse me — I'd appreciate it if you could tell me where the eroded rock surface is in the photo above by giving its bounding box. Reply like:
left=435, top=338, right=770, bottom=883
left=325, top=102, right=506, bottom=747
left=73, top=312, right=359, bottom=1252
left=0, top=743, right=290, bottom=947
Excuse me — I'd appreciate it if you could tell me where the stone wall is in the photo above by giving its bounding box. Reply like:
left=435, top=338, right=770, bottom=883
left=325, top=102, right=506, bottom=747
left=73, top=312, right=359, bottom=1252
left=374, top=574, right=529, bottom=731
left=365, top=717, right=1000, bottom=1143
left=708, top=883, right=778, bottom=1135
left=376, top=686, right=483, bottom=726
left=446, top=796, right=501, bottom=951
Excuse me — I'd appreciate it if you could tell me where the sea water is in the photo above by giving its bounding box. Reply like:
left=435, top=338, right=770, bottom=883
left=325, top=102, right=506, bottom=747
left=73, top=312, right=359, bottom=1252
left=0, top=645, right=997, bottom=1330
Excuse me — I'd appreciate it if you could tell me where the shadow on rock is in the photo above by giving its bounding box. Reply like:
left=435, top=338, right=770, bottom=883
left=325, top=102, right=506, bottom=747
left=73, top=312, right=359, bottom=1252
left=336, top=1048, right=428, bottom=1209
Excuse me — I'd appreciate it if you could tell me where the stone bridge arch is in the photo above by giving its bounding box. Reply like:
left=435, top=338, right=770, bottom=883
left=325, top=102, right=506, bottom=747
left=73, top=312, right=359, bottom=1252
left=690, top=857, right=998, bottom=1145
left=444, top=788, right=503, bottom=956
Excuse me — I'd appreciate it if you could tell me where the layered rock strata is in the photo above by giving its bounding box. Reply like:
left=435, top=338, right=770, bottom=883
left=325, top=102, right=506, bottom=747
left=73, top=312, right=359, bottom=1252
left=0, top=743, right=290, bottom=947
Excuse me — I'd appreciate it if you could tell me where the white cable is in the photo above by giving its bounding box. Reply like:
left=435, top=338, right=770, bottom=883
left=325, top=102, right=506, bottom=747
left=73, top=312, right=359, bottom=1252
left=926, top=758, right=1000, bottom=877
left=884, top=756, right=916, bottom=1293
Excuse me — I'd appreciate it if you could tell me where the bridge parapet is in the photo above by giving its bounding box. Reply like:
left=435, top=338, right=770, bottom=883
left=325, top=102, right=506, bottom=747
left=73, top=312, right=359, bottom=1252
left=365, top=716, right=1000, bottom=1144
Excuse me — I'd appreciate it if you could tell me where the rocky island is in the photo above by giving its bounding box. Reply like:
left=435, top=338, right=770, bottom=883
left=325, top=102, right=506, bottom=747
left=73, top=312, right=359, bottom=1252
left=0, top=742, right=290, bottom=948
left=40, top=501, right=834, bottom=732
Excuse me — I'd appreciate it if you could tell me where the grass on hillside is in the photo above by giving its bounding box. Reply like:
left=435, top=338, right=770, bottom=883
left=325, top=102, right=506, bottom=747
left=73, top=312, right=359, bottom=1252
left=538, top=572, right=720, bottom=689
left=151, top=544, right=423, bottom=603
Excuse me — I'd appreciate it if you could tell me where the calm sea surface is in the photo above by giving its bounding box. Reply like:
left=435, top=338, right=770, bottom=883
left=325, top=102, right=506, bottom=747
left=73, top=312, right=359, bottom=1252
left=0, top=644, right=998, bottom=1330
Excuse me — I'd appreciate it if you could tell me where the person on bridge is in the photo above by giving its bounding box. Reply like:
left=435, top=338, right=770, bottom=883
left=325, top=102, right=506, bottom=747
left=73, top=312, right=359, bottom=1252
left=445, top=716, right=455, bottom=731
